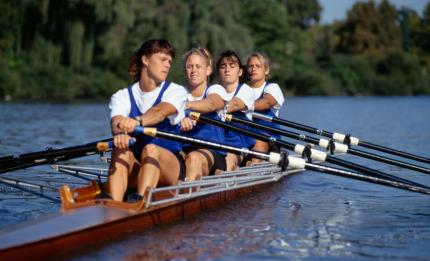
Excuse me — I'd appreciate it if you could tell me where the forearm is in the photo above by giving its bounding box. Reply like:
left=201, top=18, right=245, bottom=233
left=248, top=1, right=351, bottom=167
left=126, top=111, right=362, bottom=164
left=254, top=99, right=273, bottom=111
left=140, top=106, right=175, bottom=126
left=226, top=100, right=246, bottom=113
left=187, top=97, right=224, bottom=114
left=111, top=116, right=126, bottom=134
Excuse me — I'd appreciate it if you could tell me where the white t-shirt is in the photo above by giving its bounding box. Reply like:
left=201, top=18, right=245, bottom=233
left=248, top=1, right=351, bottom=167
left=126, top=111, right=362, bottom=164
left=187, top=84, right=228, bottom=120
left=252, top=82, right=284, bottom=117
left=109, top=81, right=187, bottom=125
left=223, top=83, right=255, bottom=120
left=187, top=84, right=228, bottom=102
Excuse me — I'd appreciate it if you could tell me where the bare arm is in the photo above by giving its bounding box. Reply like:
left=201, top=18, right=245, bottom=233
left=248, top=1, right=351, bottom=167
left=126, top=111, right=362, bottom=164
left=254, top=93, right=277, bottom=111
left=111, top=102, right=177, bottom=134
left=186, top=94, right=225, bottom=113
left=140, top=102, right=178, bottom=126
left=110, top=115, right=132, bottom=135
left=226, top=97, right=247, bottom=113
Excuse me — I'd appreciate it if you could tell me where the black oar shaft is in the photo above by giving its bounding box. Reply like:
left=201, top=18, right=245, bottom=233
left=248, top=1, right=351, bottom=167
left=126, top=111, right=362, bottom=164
left=306, top=163, right=430, bottom=195
left=348, top=148, right=430, bottom=174
left=253, top=112, right=430, bottom=164
left=135, top=127, right=272, bottom=162
left=323, top=155, right=429, bottom=189
left=192, top=113, right=428, bottom=188
left=229, top=114, right=430, bottom=175
left=0, top=138, right=112, bottom=174
left=133, top=126, right=430, bottom=196
left=358, top=140, right=430, bottom=164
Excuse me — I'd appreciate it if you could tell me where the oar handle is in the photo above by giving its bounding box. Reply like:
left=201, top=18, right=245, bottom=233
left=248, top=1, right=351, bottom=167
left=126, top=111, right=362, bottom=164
left=96, top=139, right=135, bottom=152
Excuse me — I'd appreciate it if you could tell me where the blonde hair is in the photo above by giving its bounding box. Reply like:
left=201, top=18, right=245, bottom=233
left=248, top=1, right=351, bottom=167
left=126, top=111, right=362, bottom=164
left=183, top=47, right=213, bottom=83
left=247, top=52, right=270, bottom=77
left=183, top=47, right=213, bottom=70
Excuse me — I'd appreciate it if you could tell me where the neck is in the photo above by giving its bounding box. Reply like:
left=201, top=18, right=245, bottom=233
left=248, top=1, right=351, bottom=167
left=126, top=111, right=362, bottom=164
left=249, top=79, right=265, bottom=88
left=224, top=81, right=239, bottom=93
left=188, top=82, right=207, bottom=97
left=139, top=71, right=160, bottom=92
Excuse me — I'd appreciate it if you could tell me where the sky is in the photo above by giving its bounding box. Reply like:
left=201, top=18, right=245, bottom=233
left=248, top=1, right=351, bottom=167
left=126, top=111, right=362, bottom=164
left=319, top=0, right=430, bottom=23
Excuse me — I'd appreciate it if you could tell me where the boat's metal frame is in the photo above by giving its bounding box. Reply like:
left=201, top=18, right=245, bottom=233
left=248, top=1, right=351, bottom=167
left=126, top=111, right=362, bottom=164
left=0, top=160, right=305, bottom=260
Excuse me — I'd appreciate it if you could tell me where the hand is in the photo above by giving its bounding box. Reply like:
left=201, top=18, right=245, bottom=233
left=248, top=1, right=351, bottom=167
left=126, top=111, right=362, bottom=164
left=113, top=134, right=135, bottom=149
left=117, top=117, right=140, bottom=133
left=180, top=117, right=196, bottom=131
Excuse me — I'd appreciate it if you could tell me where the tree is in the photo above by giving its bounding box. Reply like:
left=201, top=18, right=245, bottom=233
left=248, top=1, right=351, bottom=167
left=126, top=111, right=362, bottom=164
left=397, top=7, right=420, bottom=51
left=282, top=0, right=321, bottom=29
left=336, top=0, right=400, bottom=54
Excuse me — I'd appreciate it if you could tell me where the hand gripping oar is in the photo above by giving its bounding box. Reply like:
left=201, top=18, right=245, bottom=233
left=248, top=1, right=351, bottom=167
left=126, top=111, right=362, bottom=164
left=189, top=112, right=429, bottom=189
left=225, top=114, right=430, bottom=175
left=253, top=112, right=430, bottom=164
left=0, top=138, right=113, bottom=174
left=132, top=126, right=430, bottom=196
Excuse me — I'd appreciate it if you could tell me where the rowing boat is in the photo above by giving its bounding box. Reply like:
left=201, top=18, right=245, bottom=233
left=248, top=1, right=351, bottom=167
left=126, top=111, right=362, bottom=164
left=0, top=159, right=304, bottom=260
left=1, top=114, right=429, bottom=259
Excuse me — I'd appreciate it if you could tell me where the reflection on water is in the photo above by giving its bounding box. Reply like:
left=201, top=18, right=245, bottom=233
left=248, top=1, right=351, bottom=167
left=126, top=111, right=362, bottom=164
left=1, top=97, right=430, bottom=260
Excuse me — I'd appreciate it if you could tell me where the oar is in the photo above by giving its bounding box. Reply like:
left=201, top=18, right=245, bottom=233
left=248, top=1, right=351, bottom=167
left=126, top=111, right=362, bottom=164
left=0, top=138, right=113, bottom=174
left=189, top=112, right=429, bottom=189
left=130, top=126, right=430, bottom=196
left=225, top=114, right=430, bottom=175
left=253, top=112, right=430, bottom=164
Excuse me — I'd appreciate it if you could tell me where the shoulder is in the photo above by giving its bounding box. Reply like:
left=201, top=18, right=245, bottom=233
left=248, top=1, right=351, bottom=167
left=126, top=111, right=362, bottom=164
left=265, top=82, right=282, bottom=92
left=241, top=83, right=253, bottom=91
left=239, top=83, right=254, bottom=95
left=163, top=82, right=187, bottom=101
left=111, top=85, right=133, bottom=100
left=207, top=84, right=227, bottom=94
left=166, top=82, right=187, bottom=93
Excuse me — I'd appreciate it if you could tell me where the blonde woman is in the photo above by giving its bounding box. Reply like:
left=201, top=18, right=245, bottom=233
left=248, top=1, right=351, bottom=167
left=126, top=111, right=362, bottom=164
left=181, top=47, right=228, bottom=181
left=247, top=52, right=284, bottom=162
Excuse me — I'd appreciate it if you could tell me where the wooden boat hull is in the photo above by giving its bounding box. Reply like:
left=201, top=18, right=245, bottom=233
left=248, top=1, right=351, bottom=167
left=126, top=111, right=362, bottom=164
left=0, top=168, right=300, bottom=260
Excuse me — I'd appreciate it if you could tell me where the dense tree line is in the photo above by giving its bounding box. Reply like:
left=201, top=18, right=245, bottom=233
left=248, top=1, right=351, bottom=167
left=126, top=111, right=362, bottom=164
left=0, top=0, right=429, bottom=101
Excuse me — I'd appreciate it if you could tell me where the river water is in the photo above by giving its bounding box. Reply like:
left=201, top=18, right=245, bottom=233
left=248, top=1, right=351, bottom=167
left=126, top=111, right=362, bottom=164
left=0, top=97, right=429, bottom=260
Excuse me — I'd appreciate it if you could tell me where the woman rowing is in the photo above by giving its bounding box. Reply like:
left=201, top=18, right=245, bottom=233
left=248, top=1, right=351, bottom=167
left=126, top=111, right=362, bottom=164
left=108, top=39, right=187, bottom=202
left=247, top=52, right=284, bottom=163
left=180, top=47, right=228, bottom=181
left=216, top=50, right=256, bottom=171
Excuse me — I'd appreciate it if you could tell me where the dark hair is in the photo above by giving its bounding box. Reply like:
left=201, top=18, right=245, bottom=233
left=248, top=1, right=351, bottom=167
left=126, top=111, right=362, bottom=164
left=216, top=50, right=243, bottom=71
left=128, top=39, right=175, bottom=82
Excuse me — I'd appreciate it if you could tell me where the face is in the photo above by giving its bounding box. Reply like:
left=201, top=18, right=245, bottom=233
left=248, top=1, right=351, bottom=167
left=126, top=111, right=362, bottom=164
left=185, top=54, right=211, bottom=88
left=218, top=57, right=242, bottom=86
left=142, top=52, right=172, bottom=83
left=247, top=56, right=268, bottom=84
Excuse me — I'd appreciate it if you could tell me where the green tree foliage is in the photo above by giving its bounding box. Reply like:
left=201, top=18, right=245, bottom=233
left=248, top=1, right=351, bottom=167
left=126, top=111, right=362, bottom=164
left=397, top=7, right=420, bottom=52
left=0, top=0, right=429, bottom=101
left=336, top=0, right=400, bottom=54
left=283, top=0, right=321, bottom=29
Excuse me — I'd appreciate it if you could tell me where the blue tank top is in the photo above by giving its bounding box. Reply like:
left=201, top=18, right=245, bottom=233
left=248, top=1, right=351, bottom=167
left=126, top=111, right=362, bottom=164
left=128, top=82, right=182, bottom=159
left=253, top=82, right=281, bottom=139
left=182, top=86, right=226, bottom=155
left=224, top=84, right=256, bottom=149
